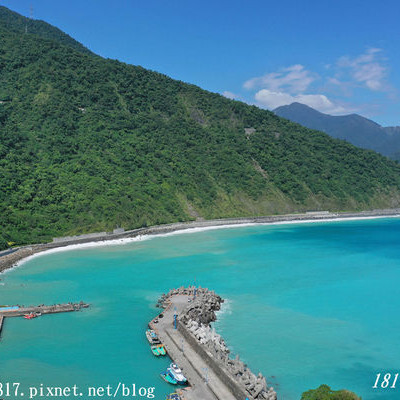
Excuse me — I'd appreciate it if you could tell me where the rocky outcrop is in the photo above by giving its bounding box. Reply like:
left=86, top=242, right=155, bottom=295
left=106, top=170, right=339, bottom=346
left=158, top=287, right=277, bottom=400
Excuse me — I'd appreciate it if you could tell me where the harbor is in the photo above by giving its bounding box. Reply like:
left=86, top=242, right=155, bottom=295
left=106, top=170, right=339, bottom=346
left=148, top=287, right=277, bottom=400
left=2, top=217, right=397, bottom=399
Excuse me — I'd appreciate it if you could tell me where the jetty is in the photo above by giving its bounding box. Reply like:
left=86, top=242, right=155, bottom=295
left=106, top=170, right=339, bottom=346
left=150, top=287, right=276, bottom=400
left=0, top=302, right=89, bottom=339
left=0, top=315, right=4, bottom=337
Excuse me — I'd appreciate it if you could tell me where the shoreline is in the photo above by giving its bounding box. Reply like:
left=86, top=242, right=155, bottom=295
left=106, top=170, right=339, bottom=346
left=1, top=209, right=400, bottom=274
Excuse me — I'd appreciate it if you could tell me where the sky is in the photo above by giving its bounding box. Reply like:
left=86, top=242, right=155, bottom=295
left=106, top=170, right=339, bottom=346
left=2, top=0, right=399, bottom=126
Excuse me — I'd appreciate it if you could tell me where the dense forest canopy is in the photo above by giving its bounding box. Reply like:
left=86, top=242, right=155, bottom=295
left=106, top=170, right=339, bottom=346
left=0, top=6, right=92, bottom=55
left=1, top=6, right=400, bottom=245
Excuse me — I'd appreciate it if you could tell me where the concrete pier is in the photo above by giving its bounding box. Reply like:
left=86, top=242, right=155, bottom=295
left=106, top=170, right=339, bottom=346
left=0, top=302, right=89, bottom=317
left=150, top=288, right=276, bottom=400
left=0, top=316, right=4, bottom=338
left=0, top=302, right=89, bottom=340
left=150, top=295, right=236, bottom=400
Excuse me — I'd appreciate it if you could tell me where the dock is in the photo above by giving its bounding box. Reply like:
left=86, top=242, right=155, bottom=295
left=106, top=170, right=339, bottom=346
left=0, top=302, right=89, bottom=340
left=150, top=294, right=235, bottom=400
left=150, top=288, right=276, bottom=400
left=0, top=315, right=4, bottom=338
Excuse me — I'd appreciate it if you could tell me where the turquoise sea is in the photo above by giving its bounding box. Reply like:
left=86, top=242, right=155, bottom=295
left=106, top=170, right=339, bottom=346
left=1, top=218, right=400, bottom=400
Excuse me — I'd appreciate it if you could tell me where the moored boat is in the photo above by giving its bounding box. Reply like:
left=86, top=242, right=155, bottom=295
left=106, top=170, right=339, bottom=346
left=167, top=363, right=187, bottom=385
left=151, top=345, right=161, bottom=356
left=161, top=370, right=178, bottom=385
left=23, top=312, right=37, bottom=320
left=166, top=393, right=181, bottom=400
left=146, top=329, right=161, bottom=345
left=157, top=344, right=167, bottom=355
left=151, top=343, right=166, bottom=356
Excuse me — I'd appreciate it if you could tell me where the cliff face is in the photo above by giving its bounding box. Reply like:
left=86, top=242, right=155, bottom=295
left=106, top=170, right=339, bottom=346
left=2, top=7, right=400, bottom=245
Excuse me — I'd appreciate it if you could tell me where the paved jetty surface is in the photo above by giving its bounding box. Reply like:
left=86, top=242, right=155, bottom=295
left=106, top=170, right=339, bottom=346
left=0, top=302, right=89, bottom=341
left=150, top=295, right=237, bottom=400
left=0, top=316, right=4, bottom=337
left=0, top=302, right=89, bottom=317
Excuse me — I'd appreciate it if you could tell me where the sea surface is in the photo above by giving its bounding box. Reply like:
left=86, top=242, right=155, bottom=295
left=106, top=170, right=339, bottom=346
left=1, top=218, right=400, bottom=400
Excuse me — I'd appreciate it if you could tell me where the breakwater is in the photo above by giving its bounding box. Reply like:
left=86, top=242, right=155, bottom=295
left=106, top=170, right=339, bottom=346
left=0, top=316, right=4, bottom=338
left=154, top=287, right=277, bottom=400
left=0, top=301, right=89, bottom=317
left=2, top=208, right=400, bottom=274
left=0, top=302, right=89, bottom=340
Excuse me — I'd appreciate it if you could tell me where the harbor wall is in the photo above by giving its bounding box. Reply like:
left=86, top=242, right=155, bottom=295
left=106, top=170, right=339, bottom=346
left=177, top=320, right=252, bottom=400
left=52, top=232, right=107, bottom=243
left=0, top=248, right=18, bottom=257
left=0, top=316, right=4, bottom=338
left=0, top=302, right=89, bottom=317
left=158, top=287, right=276, bottom=400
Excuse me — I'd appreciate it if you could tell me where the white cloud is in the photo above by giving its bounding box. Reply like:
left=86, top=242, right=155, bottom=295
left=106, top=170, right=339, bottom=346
left=335, top=48, right=389, bottom=92
left=231, top=47, right=393, bottom=117
left=222, top=91, right=240, bottom=100
left=243, top=64, right=317, bottom=93
left=255, top=89, right=349, bottom=114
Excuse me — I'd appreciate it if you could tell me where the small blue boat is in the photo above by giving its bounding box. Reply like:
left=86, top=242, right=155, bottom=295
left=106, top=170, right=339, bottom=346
left=161, top=370, right=178, bottom=385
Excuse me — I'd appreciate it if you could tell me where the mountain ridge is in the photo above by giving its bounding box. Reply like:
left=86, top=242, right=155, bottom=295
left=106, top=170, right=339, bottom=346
left=0, top=6, right=92, bottom=56
left=1, top=6, right=400, bottom=247
left=274, top=102, right=400, bottom=159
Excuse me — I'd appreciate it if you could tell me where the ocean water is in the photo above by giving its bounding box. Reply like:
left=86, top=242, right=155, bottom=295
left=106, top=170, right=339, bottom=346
left=1, top=218, right=400, bottom=400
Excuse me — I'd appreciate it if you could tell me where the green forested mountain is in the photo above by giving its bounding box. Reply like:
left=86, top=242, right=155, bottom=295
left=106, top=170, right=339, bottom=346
left=0, top=6, right=92, bottom=55
left=1, top=8, right=400, bottom=246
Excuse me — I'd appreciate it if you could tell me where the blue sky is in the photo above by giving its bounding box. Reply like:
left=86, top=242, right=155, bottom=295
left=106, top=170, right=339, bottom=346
left=2, top=0, right=399, bottom=126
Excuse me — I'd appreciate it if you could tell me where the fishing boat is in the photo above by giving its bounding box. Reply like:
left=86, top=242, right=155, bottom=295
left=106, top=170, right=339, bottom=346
left=23, top=313, right=37, bottom=320
left=146, top=329, right=161, bottom=345
left=157, top=344, right=167, bottom=355
left=166, top=393, right=181, bottom=400
left=167, top=363, right=187, bottom=384
left=151, top=344, right=167, bottom=356
left=151, top=345, right=161, bottom=356
left=161, top=370, right=178, bottom=385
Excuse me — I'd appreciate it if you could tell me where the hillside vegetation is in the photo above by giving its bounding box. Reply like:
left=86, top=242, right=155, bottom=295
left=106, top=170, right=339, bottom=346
left=0, top=6, right=92, bottom=55
left=1, top=7, right=400, bottom=245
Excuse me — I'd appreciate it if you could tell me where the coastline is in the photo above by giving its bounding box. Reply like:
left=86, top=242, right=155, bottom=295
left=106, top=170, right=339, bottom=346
left=1, top=208, right=400, bottom=275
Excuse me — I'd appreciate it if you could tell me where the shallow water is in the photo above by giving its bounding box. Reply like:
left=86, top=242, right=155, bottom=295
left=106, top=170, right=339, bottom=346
left=1, top=218, right=400, bottom=399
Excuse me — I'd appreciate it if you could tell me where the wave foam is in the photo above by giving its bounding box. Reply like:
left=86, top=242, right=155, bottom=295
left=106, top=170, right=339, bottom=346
left=10, top=214, right=400, bottom=271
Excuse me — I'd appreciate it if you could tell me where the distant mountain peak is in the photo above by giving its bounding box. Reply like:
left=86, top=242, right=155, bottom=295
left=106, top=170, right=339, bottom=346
left=274, top=102, right=399, bottom=159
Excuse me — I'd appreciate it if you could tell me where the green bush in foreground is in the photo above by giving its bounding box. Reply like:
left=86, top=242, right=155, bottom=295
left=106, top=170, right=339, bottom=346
left=301, top=384, right=361, bottom=400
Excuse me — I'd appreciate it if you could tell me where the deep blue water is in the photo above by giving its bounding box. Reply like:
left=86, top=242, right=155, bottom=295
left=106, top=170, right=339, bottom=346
left=1, top=218, right=400, bottom=399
